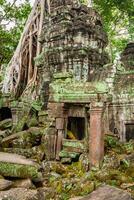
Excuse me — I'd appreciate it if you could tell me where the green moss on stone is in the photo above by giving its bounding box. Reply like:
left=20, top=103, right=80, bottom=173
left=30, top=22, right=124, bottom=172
left=59, top=150, right=80, bottom=159
left=0, top=162, right=42, bottom=180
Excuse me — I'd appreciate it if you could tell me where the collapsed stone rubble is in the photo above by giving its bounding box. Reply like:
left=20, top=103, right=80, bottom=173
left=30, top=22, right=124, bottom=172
left=0, top=0, right=134, bottom=199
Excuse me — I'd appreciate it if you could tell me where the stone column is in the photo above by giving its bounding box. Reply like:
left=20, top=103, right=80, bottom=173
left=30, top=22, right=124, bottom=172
left=11, top=107, right=21, bottom=126
left=104, top=102, right=110, bottom=134
left=89, top=102, right=104, bottom=167
left=56, top=118, right=65, bottom=160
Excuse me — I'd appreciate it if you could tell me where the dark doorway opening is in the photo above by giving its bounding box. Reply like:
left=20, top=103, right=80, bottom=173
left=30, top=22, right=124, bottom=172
left=0, top=107, right=12, bottom=121
left=67, top=117, right=85, bottom=140
left=125, top=123, right=134, bottom=141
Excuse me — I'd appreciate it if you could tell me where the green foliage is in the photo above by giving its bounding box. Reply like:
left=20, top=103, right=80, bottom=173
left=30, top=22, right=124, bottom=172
left=80, top=0, right=87, bottom=4
left=105, top=135, right=119, bottom=148
left=80, top=0, right=134, bottom=60
left=0, top=0, right=31, bottom=66
left=121, top=159, right=130, bottom=168
left=93, top=0, right=134, bottom=60
left=122, top=141, right=134, bottom=154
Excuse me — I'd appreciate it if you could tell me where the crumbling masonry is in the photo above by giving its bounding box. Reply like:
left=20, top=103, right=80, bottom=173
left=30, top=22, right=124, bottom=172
left=0, top=0, right=134, bottom=168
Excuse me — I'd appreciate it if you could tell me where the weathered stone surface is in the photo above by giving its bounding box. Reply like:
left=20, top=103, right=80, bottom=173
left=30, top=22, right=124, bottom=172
left=43, top=161, right=67, bottom=175
left=42, top=0, right=109, bottom=83
left=0, top=162, right=42, bottom=181
left=0, top=152, right=36, bottom=166
left=89, top=104, right=104, bottom=167
left=0, top=188, right=38, bottom=200
left=37, top=187, right=56, bottom=200
left=12, top=127, right=42, bottom=148
left=63, top=139, right=86, bottom=153
left=0, top=119, right=12, bottom=130
left=79, top=153, right=89, bottom=172
left=125, top=153, right=134, bottom=163
left=41, top=127, right=57, bottom=160
left=27, top=116, right=38, bottom=128
left=0, top=152, right=42, bottom=181
left=121, top=42, right=134, bottom=70
left=49, top=80, right=109, bottom=103
left=1, top=131, right=27, bottom=147
left=2, top=148, right=34, bottom=158
left=13, top=178, right=35, bottom=189
left=0, top=130, right=11, bottom=141
left=1, top=0, right=133, bottom=183
left=77, top=185, right=132, bottom=200
left=61, top=157, right=72, bottom=164
left=38, top=111, right=48, bottom=125
left=59, top=150, right=80, bottom=159
left=56, top=118, right=65, bottom=130
left=1, top=127, right=42, bottom=148
left=0, top=179, right=12, bottom=191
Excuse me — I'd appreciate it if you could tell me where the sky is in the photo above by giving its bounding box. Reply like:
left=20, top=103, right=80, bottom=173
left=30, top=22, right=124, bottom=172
left=1, top=0, right=34, bottom=30
left=30, top=0, right=34, bottom=5
left=7, top=0, right=34, bottom=6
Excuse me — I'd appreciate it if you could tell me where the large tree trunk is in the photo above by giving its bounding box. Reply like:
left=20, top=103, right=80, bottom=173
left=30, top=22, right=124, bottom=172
left=2, top=0, right=45, bottom=98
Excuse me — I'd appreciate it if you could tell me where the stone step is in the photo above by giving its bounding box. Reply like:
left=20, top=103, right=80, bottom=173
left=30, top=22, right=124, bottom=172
left=61, top=157, right=72, bottom=164
left=59, top=150, right=80, bottom=159
left=62, top=139, right=86, bottom=153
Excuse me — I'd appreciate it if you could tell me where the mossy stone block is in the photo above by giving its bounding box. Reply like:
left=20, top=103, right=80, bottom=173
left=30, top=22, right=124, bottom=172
left=0, top=162, right=42, bottom=181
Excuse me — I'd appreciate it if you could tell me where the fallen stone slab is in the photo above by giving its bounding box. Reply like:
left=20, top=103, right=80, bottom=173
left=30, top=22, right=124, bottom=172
left=0, top=119, right=12, bottom=130
left=0, top=188, right=38, bottom=200
left=0, top=152, right=42, bottom=181
left=12, top=127, right=42, bottom=148
left=12, top=178, right=35, bottom=189
left=1, top=127, right=42, bottom=148
left=74, top=185, right=132, bottom=200
left=0, top=178, right=12, bottom=191
left=0, top=152, right=36, bottom=166
left=0, top=130, right=11, bottom=140
left=2, top=148, right=34, bottom=158
left=1, top=131, right=27, bottom=147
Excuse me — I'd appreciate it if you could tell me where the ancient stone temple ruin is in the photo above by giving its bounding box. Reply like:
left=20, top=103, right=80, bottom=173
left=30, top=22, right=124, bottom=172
left=0, top=0, right=134, bottom=169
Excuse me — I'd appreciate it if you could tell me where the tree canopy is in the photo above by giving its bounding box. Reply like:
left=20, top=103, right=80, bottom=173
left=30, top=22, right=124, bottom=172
left=81, top=0, right=134, bottom=60
left=94, top=0, right=134, bottom=60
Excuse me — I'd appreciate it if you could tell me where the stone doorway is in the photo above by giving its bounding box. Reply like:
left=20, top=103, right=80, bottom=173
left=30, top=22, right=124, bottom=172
left=0, top=107, right=12, bottom=121
left=67, top=117, right=85, bottom=140
left=125, top=123, right=134, bottom=141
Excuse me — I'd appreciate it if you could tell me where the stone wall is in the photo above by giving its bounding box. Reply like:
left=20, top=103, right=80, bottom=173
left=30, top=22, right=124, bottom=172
left=40, top=0, right=109, bottom=84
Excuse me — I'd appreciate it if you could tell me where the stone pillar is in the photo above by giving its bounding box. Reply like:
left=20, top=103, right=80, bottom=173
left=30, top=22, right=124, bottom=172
left=55, top=118, right=65, bottom=160
left=47, top=103, right=65, bottom=160
left=11, top=107, right=21, bottom=126
left=89, top=102, right=104, bottom=167
left=104, top=102, right=110, bottom=134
